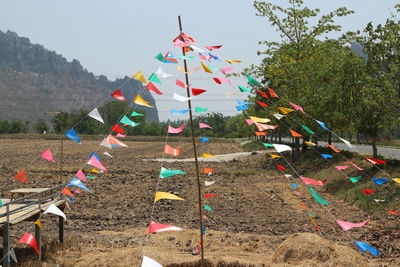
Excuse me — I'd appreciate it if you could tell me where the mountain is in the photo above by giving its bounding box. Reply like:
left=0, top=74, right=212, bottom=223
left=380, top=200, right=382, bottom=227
left=0, top=30, right=159, bottom=123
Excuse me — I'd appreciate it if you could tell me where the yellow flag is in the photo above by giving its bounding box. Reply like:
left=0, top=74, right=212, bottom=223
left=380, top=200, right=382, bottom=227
left=177, top=66, right=188, bottom=74
left=154, top=192, right=184, bottom=203
left=270, top=154, right=282, bottom=158
left=35, top=219, right=43, bottom=229
left=91, top=168, right=101, bottom=173
left=225, top=59, right=242, bottom=64
left=202, top=153, right=215, bottom=158
left=278, top=107, right=295, bottom=115
left=189, top=66, right=201, bottom=73
left=249, top=116, right=271, bottom=123
left=201, top=62, right=213, bottom=74
left=133, top=94, right=154, bottom=108
left=132, top=71, right=147, bottom=84
left=392, top=178, right=400, bottom=184
left=304, top=141, right=316, bottom=146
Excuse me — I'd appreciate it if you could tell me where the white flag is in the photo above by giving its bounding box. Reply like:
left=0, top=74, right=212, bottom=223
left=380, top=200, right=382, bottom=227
left=103, top=152, right=113, bottom=157
left=225, top=90, right=239, bottom=98
left=141, top=256, right=163, bottom=267
left=339, top=137, right=353, bottom=148
left=191, top=45, right=205, bottom=53
left=173, top=93, right=192, bottom=102
left=100, top=139, right=112, bottom=149
left=205, top=181, right=216, bottom=186
left=273, top=114, right=285, bottom=120
left=155, top=67, right=172, bottom=79
left=43, top=204, right=66, bottom=220
left=273, top=144, right=292, bottom=153
left=88, top=108, right=104, bottom=123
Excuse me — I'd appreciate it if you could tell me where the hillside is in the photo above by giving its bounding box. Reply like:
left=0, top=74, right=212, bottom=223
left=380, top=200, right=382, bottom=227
left=0, top=30, right=159, bottom=122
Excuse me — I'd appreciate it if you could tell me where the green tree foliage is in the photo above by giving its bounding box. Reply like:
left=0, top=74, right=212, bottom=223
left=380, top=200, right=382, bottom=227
left=33, top=119, right=49, bottom=134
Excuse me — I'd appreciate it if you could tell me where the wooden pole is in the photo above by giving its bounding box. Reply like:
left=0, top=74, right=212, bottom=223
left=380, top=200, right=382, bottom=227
left=3, top=204, right=10, bottom=267
left=60, top=137, right=64, bottom=173
left=177, top=15, right=205, bottom=264
left=35, top=201, right=42, bottom=259
left=59, top=206, right=65, bottom=243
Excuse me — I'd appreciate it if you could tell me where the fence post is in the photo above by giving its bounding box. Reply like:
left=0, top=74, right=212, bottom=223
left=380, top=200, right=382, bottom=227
left=3, top=204, right=10, bottom=267
left=35, top=201, right=42, bottom=259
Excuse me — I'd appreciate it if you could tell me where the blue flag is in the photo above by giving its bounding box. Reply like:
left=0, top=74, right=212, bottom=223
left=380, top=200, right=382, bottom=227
left=89, top=152, right=101, bottom=162
left=354, top=242, right=379, bottom=256
left=65, top=128, right=81, bottom=144
left=67, top=178, right=90, bottom=192
left=236, top=104, right=249, bottom=111
left=320, top=154, right=333, bottom=159
left=315, top=120, right=329, bottom=131
left=171, top=109, right=190, bottom=115
left=201, top=137, right=209, bottom=143
left=371, top=178, right=390, bottom=186
left=290, top=184, right=299, bottom=188
left=236, top=100, right=252, bottom=105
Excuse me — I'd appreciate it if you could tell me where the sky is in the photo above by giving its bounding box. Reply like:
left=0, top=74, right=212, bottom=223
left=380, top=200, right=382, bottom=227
left=0, top=0, right=398, bottom=121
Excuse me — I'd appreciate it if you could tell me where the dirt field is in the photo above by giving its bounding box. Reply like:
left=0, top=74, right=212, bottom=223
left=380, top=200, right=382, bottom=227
left=0, top=138, right=399, bottom=266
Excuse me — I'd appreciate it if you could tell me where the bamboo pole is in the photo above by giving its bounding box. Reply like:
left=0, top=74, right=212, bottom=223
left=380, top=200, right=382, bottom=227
left=177, top=15, right=205, bottom=265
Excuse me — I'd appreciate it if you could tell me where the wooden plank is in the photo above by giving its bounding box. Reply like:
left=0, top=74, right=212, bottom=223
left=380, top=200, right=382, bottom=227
left=9, top=188, right=51, bottom=194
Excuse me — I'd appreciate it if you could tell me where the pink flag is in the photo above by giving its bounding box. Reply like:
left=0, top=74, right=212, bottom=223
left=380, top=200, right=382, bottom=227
left=288, top=102, right=304, bottom=112
left=116, top=133, right=127, bottom=138
left=87, top=155, right=107, bottom=172
left=347, top=161, right=364, bottom=170
left=176, top=79, right=190, bottom=89
left=106, top=135, right=128, bottom=147
left=213, top=77, right=231, bottom=84
left=199, top=122, right=213, bottom=129
left=75, top=169, right=88, bottom=181
left=219, top=67, right=234, bottom=75
left=335, top=165, right=349, bottom=171
left=40, top=149, right=56, bottom=163
left=74, top=190, right=81, bottom=194
left=255, top=123, right=278, bottom=131
left=148, top=221, right=182, bottom=233
left=294, top=191, right=301, bottom=196
left=168, top=122, right=186, bottom=134
left=300, top=176, right=327, bottom=186
left=336, top=219, right=368, bottom=231
left=164, top=144, right=182, bottom=156
left=245, top=119, right=255, bottom=125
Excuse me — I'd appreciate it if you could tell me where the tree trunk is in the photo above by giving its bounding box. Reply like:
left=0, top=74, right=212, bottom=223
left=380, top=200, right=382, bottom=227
left=302, top=136, right=309, bottom=152
left=372, top=134, right=378, bottom=158
left=328, top=132, right=332, bottom=145
left=278, top=128, right=282, bottom=143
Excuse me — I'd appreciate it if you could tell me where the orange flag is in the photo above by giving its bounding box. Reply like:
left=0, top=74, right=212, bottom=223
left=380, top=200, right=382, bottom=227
left=290, top=129, right=303, bottom=137
left=388, top=210, right=399, bottom=215
left=203, top=168, right=215, bottom=174
left=61, top=187, right=74, bottom=198
left=255, top=131, right=268, bottom=136
left=14, top=169, right=27, bottom=183
left=164, top=144, right=182, bottom=156
left=326, top=144, right=341, bottom=153
left=268, top=87, right=279, bottom=97
left=301, top=202, right=310, bottom=210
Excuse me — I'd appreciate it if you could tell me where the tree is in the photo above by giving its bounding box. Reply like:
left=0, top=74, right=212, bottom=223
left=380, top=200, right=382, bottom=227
left=33, top=119, right=49, bottom=134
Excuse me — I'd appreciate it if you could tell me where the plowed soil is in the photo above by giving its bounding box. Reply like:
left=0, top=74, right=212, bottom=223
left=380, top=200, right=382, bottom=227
left=0, top=139, right=398, bottom=266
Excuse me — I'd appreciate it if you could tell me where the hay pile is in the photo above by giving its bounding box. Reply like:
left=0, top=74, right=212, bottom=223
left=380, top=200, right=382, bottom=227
left=271, top=233, right=368, bottom=266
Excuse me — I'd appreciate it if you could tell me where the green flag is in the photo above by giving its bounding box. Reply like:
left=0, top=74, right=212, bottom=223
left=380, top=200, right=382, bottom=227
left=245, top=74, right=261, bottom=85
left=238, top=85, right=251, bottom=92
left=159, top=167, right=186, bottom=178
left=195, top=107, right=208, bottom=113
left=307, top=186, right=329, bottom=205
left=154, top=53, right=165, bottom=62
left=204, top=205, right=213, bottom=212
left=179, top=55, right=194, bottom=60
left=349, top=176, right=362, bottom=183
left=0, top=199, right=3, bottom=207
left=148, top=73, right=162, bottom=84
left=131, top=111, right=144, bottom=117
left=302, top=125, right=315, bottom=135
left=262, top=143, right=274, bottom=147
left=120, top=115, right=140, bottom=127
left=86, top=176, right=97, bottom=180
left=208, top=66, right=220, bottom=71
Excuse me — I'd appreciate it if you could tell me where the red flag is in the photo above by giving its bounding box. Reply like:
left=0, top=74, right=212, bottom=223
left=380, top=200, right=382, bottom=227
left=110, top=89, right=126, bottom=101
left=204, top=194, right=217, bottom=198
left=14, top=169, right=27, bottom=183
left=256, top=101, right=268, bottom=107
left=111, top=124, right=125, bottom=135
left=184, top=46, right=193, bottom=53
left=203, top=168, right=215, bottom=174
left=276, top=164, right=286, bottom=171
left=256, top=91, right=269, bottom=98
left=365, top=157, right=387, bottom=165
left=148, top=221, right=182, bottom=233
left=290, top=129, right=303, bottom=137
left=146, top=82, right=163, bottom=95
left=164, top=144, right=182, bottom=156
left=176, top=79, right=189, bottom=89
left=361, top=189, right=375, bottom=195
left=268, top=87, right=279, bottom=97
left=301, top=176, right=327, bottom=186
left=326, top=144, right=341, bottom=153
left=61, top=187, right=74, bottom=198
left=18, top=233, right=40, bottom=254
left=192, top=88, right=207, bottom=96
left=205, top=45, right=222, bottom=51
left=387, top=210, right=400, bottom=215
